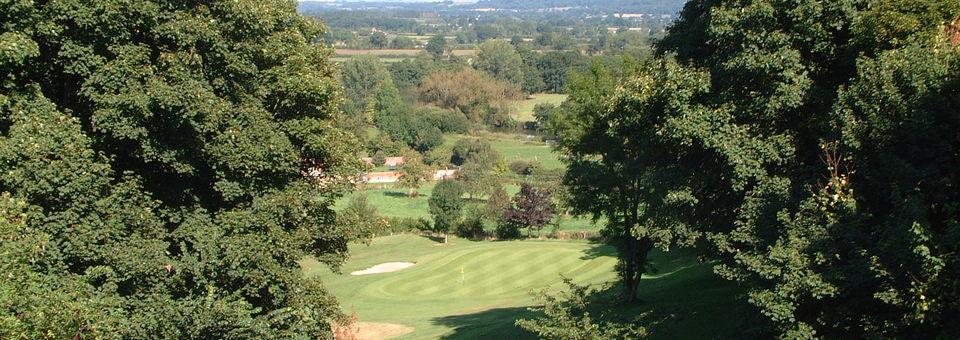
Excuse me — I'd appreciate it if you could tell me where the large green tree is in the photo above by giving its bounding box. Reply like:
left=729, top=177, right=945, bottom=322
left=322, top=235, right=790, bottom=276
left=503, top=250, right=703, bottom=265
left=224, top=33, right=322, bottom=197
left=0, top=0, right=364, bottom=337
left=553, top=60, right=705, bottom=302
left=550, top=0, right=960, bottom=337
left=428, top=180, right=465, bottom=243
left=474, top=40, right=524, bottom=88
left=654, top=0, right=960, bottom=337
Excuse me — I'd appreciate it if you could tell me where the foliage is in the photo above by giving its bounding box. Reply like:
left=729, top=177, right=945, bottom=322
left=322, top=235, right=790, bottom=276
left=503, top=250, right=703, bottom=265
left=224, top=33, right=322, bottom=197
left=420, top=106, right=471, bottom=134
left=338, top=194, right=387, bottom=239
left=509, top=160, right=543, bottom=176
left=389, top=36, right=418, bottom=49
left=369, top=31, right=388, bottom=48
left=485, top=185, right=512, bottom=226
left=456, top=160, right=499, bottom=200
left=341, top=55, right=394, bottom=117
left=456, top=205, right=487, bottom=239
left=547, top=0, right=960, bottom=337
left=451, top=138, right=501, bottom=167
left=375, top=108, right=445, bottom=153
left=426, top=35, right=447, bottom=58
left=504, top=183, right=555, bottom=237
left=474, top=40, right=524, bottom=88
left=418, top=68, right=523, bottom=127
left=516, top=279, right=649, bottom=339
left=396, top=151, right=432, bottom=197
left=428, top=180, right=465, bottom=242
left=0, top=0, right=362, bottom=337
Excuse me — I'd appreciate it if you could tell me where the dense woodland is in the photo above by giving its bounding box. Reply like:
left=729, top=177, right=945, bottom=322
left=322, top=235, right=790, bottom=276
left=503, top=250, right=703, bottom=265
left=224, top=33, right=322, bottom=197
left=2, top=0, right=959, bottom=338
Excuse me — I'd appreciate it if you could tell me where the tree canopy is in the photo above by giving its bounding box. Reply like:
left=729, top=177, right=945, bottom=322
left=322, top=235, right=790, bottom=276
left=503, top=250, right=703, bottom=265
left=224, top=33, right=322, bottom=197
left=0, top=0, right=363, bottom=337
left=474, top=40, right=524, bottom=88
left=549, top=0, right=960, bottom=337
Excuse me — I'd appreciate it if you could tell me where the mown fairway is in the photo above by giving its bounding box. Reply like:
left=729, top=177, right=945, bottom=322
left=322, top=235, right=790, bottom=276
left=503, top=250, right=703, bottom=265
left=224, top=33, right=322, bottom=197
left=303, top=235, right=748, bottom=339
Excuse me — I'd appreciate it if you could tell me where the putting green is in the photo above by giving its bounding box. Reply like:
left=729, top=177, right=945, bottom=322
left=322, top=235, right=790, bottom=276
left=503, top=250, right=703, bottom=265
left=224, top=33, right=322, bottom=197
left=304, top=235, right=618, bottom=339
left=304, top=234, right=749, bottom=339
left=364, top=243, right=615, bottom=301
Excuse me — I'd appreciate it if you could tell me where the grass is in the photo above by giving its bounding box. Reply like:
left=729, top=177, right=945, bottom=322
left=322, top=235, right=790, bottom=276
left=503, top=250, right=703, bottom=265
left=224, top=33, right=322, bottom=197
left=304, top=235, right=750, bottom=339
left=513, top=93, right=568, bottom=122
left=445, top=132, right=564, bottom=169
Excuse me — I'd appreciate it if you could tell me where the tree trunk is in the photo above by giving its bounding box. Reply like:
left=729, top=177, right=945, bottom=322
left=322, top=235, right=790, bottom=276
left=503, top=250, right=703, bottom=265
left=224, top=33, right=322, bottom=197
left=444, top=232, right=448, bottom=244
left=620, top=236, right=653, bottom=303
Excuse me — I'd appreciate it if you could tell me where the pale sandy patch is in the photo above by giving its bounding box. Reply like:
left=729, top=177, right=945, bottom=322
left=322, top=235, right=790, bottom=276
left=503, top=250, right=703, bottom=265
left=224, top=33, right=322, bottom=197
left=350, top=262, right=415, bottom=275
left=354, top=322, right=414, bottom=340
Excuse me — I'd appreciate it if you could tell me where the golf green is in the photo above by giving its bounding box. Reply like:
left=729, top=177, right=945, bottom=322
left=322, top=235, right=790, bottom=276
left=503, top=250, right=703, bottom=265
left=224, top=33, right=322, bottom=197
left=303, top=234, right=750, bottom=339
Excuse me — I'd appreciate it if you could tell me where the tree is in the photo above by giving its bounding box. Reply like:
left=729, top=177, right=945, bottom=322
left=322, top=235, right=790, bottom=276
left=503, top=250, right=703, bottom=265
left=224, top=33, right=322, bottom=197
left=647, top=1, right=960, bottom=337
left=474, top=40, right=524, bottom=87
left=397, top=152, right=431, bottom=197
left=516, top=279, right=649, bottom=339
left=485, top=185, right=511, bottom=225
left=426, top=35, right=447, bottom=59
left=451, top=138, right=501, bottom=166
left=418, top=68, right=523, bottom=127
left=369, top=31, right=388, bottom=48
left=428, top=180, right=465, bottom=243
left=0, top=0, right=363, bottom=337
left=339, top=194, right=388, bottom=237
left=341, top=55, right=393, bottom=116
left=375, top=109, right=445, bottom=153
left=532, top=103, right=559, bottom=132
left=537, top=51, right=588, bottom=93
left=504, top=183, right=555, bottom=237
left=552, top=59, right=702, bottom=303
left=455, top=159, right=499, bottom=200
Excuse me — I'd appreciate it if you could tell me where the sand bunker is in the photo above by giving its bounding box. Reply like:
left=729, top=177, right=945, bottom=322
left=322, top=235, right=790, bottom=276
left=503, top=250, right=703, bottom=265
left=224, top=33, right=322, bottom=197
left=354, top=322, right=414, bottom=339
left=350, top=262, right=415, bottom=275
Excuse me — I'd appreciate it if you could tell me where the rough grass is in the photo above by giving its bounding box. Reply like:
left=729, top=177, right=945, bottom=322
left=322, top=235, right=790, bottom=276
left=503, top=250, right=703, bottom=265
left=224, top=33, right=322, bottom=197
left=513, top=93, right=568, bottom=122
left=303, top=235, right=751, bottom=339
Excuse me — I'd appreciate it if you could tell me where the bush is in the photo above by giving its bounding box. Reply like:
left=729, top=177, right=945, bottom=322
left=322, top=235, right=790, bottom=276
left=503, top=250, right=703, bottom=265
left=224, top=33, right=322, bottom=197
left=382, top=217, right=432, bottom=235
left=495, top=221, right=522, bottom=239
left=456, top=205, right=488, bottom=239
left=421, top=107, right=471, bottom=134
left=509, top=160, right=543, bottom=176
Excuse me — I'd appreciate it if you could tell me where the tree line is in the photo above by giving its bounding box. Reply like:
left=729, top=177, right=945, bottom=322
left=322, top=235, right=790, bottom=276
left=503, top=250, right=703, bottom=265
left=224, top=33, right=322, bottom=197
left=525, top=0, right=960, bottom=338
left=1, top=1, right=368, bottom=337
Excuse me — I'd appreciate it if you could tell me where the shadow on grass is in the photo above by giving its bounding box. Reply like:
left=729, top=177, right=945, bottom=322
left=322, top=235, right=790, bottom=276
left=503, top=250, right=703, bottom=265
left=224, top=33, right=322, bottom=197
left=382, top=191, right=412, bottom=198
left=431, top=307, right=538, bottom=340
left=580, top=242, right=617, bottom=260
left=419, top=234, right=447, bottom=243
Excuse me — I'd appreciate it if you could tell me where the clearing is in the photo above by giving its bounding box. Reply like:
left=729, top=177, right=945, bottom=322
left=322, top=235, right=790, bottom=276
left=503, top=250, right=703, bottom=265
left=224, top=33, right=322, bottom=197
left=513, top=93, right=568, bottom=122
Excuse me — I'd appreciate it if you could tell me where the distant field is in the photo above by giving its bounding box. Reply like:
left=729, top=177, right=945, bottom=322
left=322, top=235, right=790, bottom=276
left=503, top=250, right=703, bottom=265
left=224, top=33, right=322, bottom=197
left=514, top=94, right=568, bottom=122
left=335, top=49, right=478, bottom=57
left=303, top=234, right=749, bottom=339
left=446, top=133, right=564, bottom=169
left=332, top=56, right=405, bottom=64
